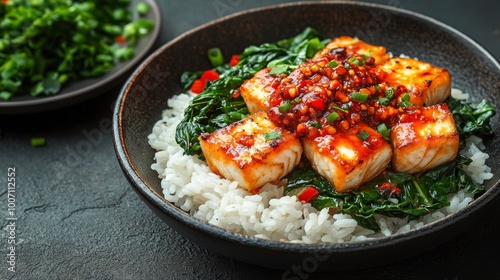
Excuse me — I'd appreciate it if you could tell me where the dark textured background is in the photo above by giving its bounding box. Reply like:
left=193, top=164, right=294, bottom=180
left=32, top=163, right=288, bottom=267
left=1, top=0, right=499, bottom=279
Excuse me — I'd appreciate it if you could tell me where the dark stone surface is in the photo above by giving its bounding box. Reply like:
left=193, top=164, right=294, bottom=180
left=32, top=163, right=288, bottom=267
left=0, top=0, right=498, bottom=279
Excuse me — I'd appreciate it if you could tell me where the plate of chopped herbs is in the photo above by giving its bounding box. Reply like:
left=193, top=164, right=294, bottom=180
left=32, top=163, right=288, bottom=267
left=0, top=0, right=160, bottom=114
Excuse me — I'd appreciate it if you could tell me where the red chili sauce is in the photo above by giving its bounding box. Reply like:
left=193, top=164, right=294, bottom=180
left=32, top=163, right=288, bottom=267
left=266, top=47, right=409, bottom=139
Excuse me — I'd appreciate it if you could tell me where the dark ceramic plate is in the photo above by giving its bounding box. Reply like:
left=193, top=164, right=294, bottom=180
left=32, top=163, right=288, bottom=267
left=113, top=1, right=499, bottom=271
left=0, top=0, right=161, bottom=115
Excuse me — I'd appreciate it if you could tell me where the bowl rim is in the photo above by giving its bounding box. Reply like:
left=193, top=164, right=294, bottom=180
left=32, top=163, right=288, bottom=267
left=113, top=0, right=500, bottom=254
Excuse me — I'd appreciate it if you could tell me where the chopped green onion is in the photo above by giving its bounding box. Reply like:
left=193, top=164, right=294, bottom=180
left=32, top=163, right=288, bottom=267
left=398, top=92, right=414, bottom=107
left=135, top=2, right=150, bottom=15
left=349, top=56, right=361, bottom=66
left=374, top=84, right=381, bottom=91
left=377, top=123, right=390, bottom=140
left=379, top=97, right=390, bottom=106
left=0, top=91, right=13, bottom=101
left=385, top=87, right=395, bottom=99
left=31, top=137, right=46, bottom=147
left=310, top=122, right=322, bottom=128
left=357, top=130, right=370, bottom=141
left=327, top=111, right=339, bottom=123
left=207, top=47, right=224, bottom=67
left=264, top=131, right=282, bottom=141
left=279, top=101, right=293, bottom=113
left=294, top=97, right=301, bottom=103
left=351, top=92, right=369, bottom=102
left=328, top=60, right=338, bottom=68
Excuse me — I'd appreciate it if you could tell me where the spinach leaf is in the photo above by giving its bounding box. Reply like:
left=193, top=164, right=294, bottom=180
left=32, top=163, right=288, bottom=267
left=285, top=156, right=485, bottom=232
left=175, top=27, right=324, bottom=158
left=446, top=96, right=496, bottom=146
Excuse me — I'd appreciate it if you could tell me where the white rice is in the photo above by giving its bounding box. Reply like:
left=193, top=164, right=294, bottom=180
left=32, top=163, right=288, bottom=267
left=147, top=89, right=492, bottom=243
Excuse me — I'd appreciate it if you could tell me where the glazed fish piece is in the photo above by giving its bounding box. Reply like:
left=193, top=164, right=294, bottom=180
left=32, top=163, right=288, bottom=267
left=239, top=68, right=278, bottom=114
left=199, top=111, right=302, bottom=192
left=390, top=104, right=459, bottom=173
left=302, top=122, right=392, bottom=192
left=378, top=57, right=451, bottom=106
left=313, top=36, right=390, bottom=65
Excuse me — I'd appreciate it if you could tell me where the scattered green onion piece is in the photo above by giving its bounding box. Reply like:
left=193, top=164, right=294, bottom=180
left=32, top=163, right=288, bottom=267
left=357, top=130, right=370, bottom=141
left=377, top=123, right=390, bottom=140
left=279, top=101, right=293, bottom=113
left=0, top=91, right=13, bottom=101
left=327, top=111, right=339, bottom=123
left=328, top=60, right=338, bottom=68
left=379, top=97, right=390, bottom=106
left=135, top=2, right=150, bottom=15
left=264, top=131, right=282, bottom=141
left=207, top=47, right=224, bottom=67
left=385, top=87, right=395, bottom=99
left=398, top=92, right=414, bottom=107
left=294, top=97, right=301, bottom=103
left=310, top=122, right=322, bottom=128
left=31, top=137, right=46, bottom=147
left=351, top=92, right=369, bottom=102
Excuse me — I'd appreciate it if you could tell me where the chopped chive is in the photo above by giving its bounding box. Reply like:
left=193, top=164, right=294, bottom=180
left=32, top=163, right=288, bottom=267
left=351, top=92, right=369, bottom=102
left=310, top=122, right=321, bottom=128
left=385, top=87, right=395, bottom=99
left=328, top=60, right=338, bottom=68
left=0, top=91, right=13, bottom=101
left=264, top=131, right=283, bottom=141
left=278, top=101, right=293, bottom=113
left=31, top=137, right=46, bottom=147
left=377, top=123, right=390, bottom=140
left=135, top=2, right=150, bottom=15
left=379, top=97, right=390, bottom=106
left=207, top=47, right=224, bottom=67
left=398, top=93, right=414, bottom=107
left=357, top=130, right=370, bottom=141
left=327, top=111, right=339, bottom=123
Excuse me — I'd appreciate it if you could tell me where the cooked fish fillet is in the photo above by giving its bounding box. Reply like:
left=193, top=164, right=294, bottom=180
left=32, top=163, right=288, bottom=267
left=199, top=111, right=302, bottom=192
left=390, top=104, right=459, bottom=173
left=302, top=122, right=392, bottom=192
left=313, top=36, right=390, bottom=65
left=378, top=57, right=451, bottom=106
left=239, top=68, right=278, bottom=114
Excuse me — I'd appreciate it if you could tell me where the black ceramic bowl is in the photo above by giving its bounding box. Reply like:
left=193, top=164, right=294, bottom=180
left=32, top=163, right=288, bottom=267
left=113, top=1, right=500, bottom=271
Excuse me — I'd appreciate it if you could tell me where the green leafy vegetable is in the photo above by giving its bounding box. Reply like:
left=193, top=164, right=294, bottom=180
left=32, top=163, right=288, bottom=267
left=285, top=156, right=485, bottom=231
left=175, top=27, right=324, bottom=158
left=0, top=0, right=155, bottom=101
left=446, top=96, right=496, bottom=146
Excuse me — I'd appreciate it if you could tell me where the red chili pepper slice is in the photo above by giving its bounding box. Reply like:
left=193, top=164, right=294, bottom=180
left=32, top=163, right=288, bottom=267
left=190, top=79, right=206, bottom=94
left=308, top=98, right=325, bottom=110
left=200, top=69, right=220, bottom=82
left=378, top=182, right=401, bottom=196
left=116, top=35, right=126, bottom=45
left=229, top=55, right=240, bottom=67
left=297, top=186, right=320, bottom=203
